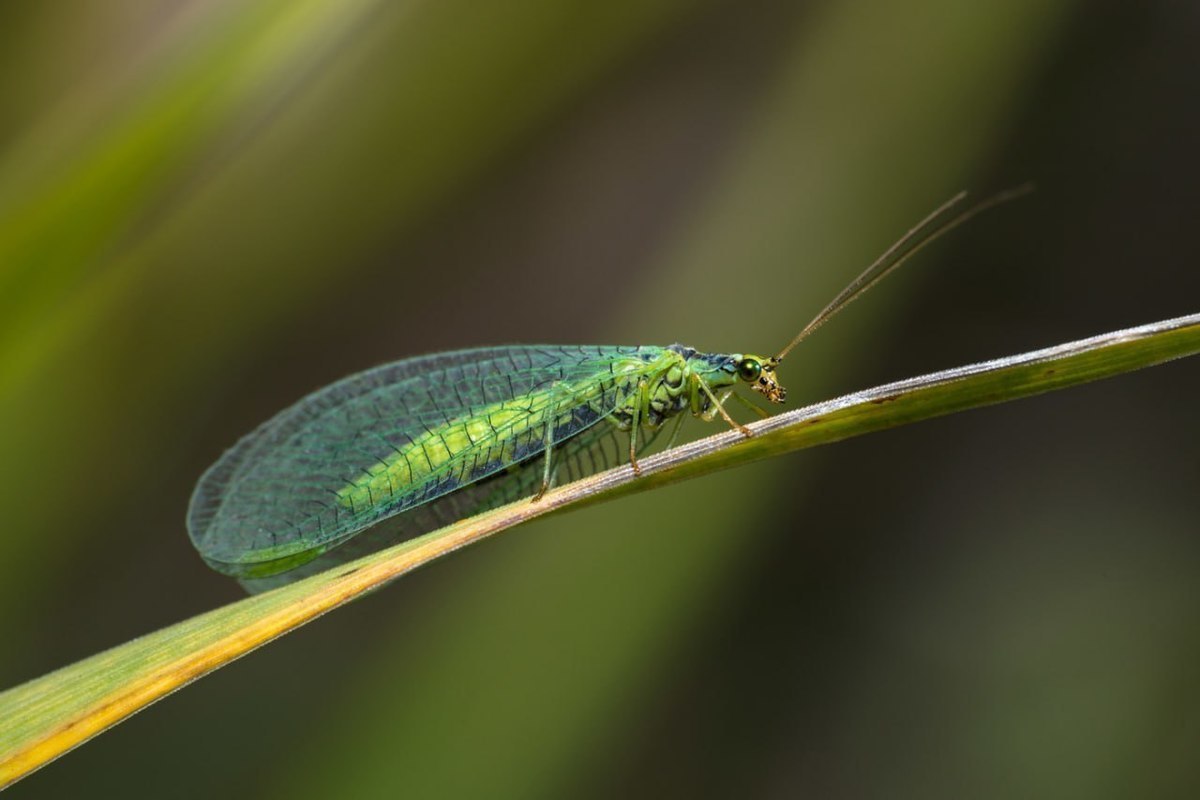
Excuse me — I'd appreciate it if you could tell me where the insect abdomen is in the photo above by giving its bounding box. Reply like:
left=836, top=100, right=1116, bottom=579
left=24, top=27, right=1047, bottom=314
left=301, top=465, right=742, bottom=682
left=336, top=379, right=620, bottom=514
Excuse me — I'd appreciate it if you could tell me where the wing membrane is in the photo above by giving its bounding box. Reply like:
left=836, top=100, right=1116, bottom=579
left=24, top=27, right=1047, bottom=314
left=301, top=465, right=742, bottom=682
left=237, top=420, right=660, bottom=592
left=188, top=345, right=659, bottom=577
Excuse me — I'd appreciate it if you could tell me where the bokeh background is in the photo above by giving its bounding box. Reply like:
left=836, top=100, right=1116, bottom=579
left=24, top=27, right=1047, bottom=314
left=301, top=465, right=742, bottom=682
left=2, top=0, right=1197, bottom=797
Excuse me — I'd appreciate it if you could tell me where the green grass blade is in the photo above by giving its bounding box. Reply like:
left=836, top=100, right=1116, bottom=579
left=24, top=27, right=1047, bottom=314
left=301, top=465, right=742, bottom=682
left=1, top=312, right=1196, bottom=788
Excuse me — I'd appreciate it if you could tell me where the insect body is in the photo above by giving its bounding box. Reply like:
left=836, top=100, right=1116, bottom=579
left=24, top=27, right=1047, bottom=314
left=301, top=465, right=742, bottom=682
left=334, top=344, right=780, bottom=515
left=188, top=188, right=1027, bottom=589
left=188, top=344, right=781, bottom=588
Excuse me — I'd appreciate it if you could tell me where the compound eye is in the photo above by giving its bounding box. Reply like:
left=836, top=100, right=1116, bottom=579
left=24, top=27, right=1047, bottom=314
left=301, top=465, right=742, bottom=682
left=737, top=358, right=762, bottom=382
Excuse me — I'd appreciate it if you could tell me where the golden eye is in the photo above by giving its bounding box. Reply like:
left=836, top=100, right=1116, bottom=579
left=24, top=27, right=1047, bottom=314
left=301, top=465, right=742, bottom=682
left=737, top=358, right=761, bottom=382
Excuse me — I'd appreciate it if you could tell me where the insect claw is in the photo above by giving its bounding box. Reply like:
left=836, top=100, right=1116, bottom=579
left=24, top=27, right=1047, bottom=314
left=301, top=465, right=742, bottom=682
left=738, top=425, right=753, bottom=438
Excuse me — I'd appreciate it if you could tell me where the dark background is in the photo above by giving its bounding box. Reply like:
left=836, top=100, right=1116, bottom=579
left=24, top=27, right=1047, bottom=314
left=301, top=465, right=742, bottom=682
left=1, top=0, right=1196, bottom=797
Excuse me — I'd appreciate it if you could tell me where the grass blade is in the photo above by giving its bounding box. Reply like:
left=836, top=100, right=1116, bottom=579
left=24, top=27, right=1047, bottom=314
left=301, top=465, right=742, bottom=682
left=1, top=312, right=1196, bottom=787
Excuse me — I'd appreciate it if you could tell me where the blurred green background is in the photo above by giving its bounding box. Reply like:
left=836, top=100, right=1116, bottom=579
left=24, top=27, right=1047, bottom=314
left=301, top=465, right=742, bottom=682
left=2, top=0, right=1197, bottom=797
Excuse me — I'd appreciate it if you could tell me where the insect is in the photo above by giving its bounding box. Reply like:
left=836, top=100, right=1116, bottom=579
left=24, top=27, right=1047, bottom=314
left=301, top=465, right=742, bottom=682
left=188, top=187, right=1028, bottom=590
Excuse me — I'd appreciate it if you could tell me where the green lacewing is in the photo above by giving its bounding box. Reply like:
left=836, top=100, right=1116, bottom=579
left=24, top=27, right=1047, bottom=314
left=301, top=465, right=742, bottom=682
left=188, top=188, right=1028, bottom=589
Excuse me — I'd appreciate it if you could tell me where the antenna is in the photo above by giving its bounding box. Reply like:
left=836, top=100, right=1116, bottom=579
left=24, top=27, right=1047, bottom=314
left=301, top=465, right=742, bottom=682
left=774, top=183, right=1034, bottom=361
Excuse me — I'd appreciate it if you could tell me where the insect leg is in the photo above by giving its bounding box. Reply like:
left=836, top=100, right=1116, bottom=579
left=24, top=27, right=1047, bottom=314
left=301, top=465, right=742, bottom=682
left=628, top=378, right=647, bottom=476
left=533, top=420, right=554, bottom=501
left=665, top=408, right=687, bottom=450
left=695, top=374, right=752, bottom=437
left=700, top=388, right=735, bottom=421
left=729, top=391, right=770, bottom=419
left=531, top=380, right=592, bottom=501
left=704, top=389, right=768, bottom=421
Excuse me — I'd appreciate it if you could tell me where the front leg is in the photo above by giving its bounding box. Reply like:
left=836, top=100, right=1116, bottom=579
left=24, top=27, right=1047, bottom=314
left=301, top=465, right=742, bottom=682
left=694, top=375, right=752, bottom=437
left=729, top=390, right=770, bottom=419
left=699, top=388, right=735, bottom=422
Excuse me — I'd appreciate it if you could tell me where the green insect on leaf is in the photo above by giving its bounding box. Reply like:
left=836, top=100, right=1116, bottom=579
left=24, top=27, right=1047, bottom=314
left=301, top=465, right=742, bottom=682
left=188, top=187, right=1032, bottom=589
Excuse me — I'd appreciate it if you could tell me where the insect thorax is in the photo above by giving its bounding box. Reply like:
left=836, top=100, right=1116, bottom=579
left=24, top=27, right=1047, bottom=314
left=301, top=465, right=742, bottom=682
left=608, top=345, right=740, bottom=431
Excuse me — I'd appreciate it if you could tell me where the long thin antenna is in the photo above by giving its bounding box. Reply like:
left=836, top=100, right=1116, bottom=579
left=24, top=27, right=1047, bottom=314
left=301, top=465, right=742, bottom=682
left=774, top=183, right=1034, bottom=361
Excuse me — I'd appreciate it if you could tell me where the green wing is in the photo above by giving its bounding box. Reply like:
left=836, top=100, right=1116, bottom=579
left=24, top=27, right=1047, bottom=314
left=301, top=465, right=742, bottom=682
left=237, top=420, right=664, bottom=593
left=188, top=345, right=663, bottom=579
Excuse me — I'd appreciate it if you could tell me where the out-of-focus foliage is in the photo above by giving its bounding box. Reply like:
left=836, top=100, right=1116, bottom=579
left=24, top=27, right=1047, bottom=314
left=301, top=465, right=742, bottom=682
left=1, top=0, right=1197, bottom=797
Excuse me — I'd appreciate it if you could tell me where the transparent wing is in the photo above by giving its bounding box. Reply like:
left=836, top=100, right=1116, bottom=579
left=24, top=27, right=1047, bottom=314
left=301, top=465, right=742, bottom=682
left=236, top=420, right=661, bottom=592
left=188, top=345, right=660, bottom=577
